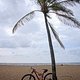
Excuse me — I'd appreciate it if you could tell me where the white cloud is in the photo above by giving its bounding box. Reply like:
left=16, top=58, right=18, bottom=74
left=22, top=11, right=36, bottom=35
left=0, top=0, right=80, bottom=63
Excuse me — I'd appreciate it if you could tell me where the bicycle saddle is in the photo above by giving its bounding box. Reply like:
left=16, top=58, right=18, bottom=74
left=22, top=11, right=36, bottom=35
left=42, top=69, right=48, bottom=73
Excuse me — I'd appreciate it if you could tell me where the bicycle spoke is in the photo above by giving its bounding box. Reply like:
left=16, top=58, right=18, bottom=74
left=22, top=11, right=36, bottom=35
left=44, top=73, right=52, bottom=80
left=21, top=74, right=35, bottom=80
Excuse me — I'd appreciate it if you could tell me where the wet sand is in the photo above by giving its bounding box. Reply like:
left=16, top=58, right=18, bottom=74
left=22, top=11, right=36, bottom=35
left=0, top=64, right=80, bottom=80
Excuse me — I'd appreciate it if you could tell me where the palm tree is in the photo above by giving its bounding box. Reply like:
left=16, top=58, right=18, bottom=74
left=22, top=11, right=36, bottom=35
left=12, top=0, right=80, bottom=80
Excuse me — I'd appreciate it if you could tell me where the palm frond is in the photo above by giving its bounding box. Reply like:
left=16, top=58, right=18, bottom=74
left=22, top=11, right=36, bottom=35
left=57, top=0, right=76, bottom=6
left=48, top=22, right=65, bottom=49
left=56, top=13, right=80, bottom=28
left=12, top=11, right=35, bottom=33
left=46, top=14, right=52, bottom=19
left=68, top=0, right=80, bottom=3
left=37, top=0, right=46, bottom=5
left=46, top=0, right=55, bottom=3
left=49, top=3, right=73, bottom=16
left=36, top=0, right=42, bottom=6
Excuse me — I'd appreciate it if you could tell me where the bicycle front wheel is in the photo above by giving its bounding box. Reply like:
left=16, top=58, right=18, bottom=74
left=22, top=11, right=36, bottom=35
left=21, top=74, right=36, bottom=80
left=44, top=73, right=52, bottom=80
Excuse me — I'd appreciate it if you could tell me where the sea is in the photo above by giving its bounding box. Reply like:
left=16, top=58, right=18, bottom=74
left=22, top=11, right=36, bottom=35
left=0, top=62, right=80, bottom=66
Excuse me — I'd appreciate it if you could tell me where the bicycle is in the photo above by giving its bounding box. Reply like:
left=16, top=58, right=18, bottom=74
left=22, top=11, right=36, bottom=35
left=21, top=67, right=52, bottom=80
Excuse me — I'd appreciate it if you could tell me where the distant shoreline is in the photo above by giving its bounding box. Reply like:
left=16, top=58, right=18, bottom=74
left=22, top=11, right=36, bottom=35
left=0, top=62, right=80, bottom=66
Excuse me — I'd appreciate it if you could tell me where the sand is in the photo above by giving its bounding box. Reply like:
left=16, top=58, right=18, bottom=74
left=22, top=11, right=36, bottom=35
left=0, top=64, right=80, bottom=80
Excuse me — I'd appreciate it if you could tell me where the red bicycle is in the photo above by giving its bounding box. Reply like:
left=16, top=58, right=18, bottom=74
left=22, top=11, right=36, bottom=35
left=21, top=67, right=52, bottom=80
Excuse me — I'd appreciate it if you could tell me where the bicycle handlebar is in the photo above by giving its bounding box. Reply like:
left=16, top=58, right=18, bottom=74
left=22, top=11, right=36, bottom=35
left=31, top=67, right=48, bottom=73
left=31, top=67, right=36, bottom=70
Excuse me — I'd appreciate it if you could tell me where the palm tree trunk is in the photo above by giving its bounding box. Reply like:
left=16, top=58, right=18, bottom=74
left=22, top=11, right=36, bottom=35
left=43, top=13, right=57, bottom=80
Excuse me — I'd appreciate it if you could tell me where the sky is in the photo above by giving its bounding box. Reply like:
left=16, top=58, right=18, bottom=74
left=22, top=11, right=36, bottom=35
left=0, top=0, right=80, bottom=63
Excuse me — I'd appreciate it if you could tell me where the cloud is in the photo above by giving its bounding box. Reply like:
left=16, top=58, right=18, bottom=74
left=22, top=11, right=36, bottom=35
left=0, top=0, right=80, bottom=63
left=0, top=0, right=28, bottom=26
left=0, top=0, right=80, bottom=48
left=0, top=0, right=32, bottom=48
left=0, top=0, right=47, bottom=49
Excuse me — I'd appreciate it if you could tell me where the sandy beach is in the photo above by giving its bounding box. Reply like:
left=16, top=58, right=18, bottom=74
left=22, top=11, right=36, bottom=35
left=0, top=64, right=80, bottom=80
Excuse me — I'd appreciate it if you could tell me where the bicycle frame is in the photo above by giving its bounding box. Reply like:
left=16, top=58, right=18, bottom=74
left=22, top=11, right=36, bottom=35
left=30, top=67, right=46, bottom=80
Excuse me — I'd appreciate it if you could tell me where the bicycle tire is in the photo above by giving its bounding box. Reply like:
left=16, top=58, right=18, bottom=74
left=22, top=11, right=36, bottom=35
left=21, top=74, right=36, bottom=80
left=44, top=73, right=52, bottom=80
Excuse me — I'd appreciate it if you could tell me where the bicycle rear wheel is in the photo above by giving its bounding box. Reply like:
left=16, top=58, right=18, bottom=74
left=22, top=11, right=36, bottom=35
left=44, top=73, right=52, bottom=80
left=21, top=74, right=36, bottom=80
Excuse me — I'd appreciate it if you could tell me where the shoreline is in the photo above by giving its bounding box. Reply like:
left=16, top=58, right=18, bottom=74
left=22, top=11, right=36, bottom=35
left=0, top=63, right=80, bottom=66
